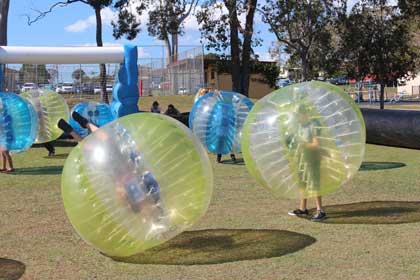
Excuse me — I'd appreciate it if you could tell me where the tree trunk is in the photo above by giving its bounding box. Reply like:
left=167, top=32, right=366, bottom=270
left=379, top=82, right=385, bottom=110
left=240, top=0, right=257, bottom=97
left=0, top=0, right=9, bottom=45
left=164, top=36, right=172, bottom=65
left=171, top=33, right=178, bottom=63
left=95, top=7, right=109, bottom=104
left=0, top=0, right=9, bottom=91
left=171, top=33, right=179, bottom=95
left=226, top=0, right=241, bottom=93
left=301, top=53, right=309, bottom=81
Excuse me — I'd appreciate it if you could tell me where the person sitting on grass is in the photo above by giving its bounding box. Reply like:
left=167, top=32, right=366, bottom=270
left=0, top=149, right=14, bottom=173
left=287, top=105, right=326, bottom=222
left=164, top=104, right=181, bottom=119
left=150, top=101, right=161, bottom=113
left=57, top=111, right=99, bottom=143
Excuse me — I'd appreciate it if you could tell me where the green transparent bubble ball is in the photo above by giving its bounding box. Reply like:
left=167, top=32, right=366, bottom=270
left=241, top=81, right=366, bottom=199
left=21, top=90, right=69, bottom=143
left=61, top=113, right=213, bottom=257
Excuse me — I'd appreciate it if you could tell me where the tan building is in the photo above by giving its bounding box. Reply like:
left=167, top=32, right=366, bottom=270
left=398, top=73, right=420, bottom=97
left=204, top=59, right=277, bottom=99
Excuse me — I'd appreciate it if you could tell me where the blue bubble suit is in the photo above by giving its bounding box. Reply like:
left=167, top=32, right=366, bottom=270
left=0, top=92, right=38, bottom=152
left=69, top=102, right=115, bottom=138
left=189, top=91, right=254, bottom=154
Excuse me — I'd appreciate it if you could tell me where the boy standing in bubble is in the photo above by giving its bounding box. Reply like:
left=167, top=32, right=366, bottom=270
left=288, top=104, right=326, bottom=222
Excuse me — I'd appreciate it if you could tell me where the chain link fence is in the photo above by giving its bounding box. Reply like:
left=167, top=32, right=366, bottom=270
left=138, top=45, right=204, bottom=96
left=1, top=45, right=204, bottom=99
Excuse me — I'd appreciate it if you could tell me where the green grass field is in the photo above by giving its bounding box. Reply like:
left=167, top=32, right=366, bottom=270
left=1, top=96, right=420, bottom=279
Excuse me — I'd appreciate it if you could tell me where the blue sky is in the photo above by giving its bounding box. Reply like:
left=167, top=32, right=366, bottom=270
left=8, top=1, right=363, bottom=61
left=7, top=0, right=278, bottom=61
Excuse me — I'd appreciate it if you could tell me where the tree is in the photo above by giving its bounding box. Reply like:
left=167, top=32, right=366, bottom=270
left=26, top=0, right=114, bottom=103
left=0, top=0, right=9, bottom=45
left=113, top=0, right=197, bottom=63
left=260, top=0, right=345, bottom=81
left=398, top=0, right=420, bottom=17
left=197, top=0, right=258, bottom=97
left=19, top=64, right=51, bottom=85
left=113, top=0, right=197, bottom=95
left=72, top=69, right=88, bottom=83
left=341, top=0, right=418, bottom=109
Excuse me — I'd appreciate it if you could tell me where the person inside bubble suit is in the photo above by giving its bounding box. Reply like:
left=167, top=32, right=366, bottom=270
left=287, top=103, right=327, bottom=222
left=58, top=112, right=170, bottom=237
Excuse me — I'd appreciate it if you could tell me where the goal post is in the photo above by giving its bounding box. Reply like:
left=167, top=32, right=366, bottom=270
left=0, top=44, right=139, bottom=118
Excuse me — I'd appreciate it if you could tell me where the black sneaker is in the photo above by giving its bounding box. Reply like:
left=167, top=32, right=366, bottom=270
left=288, top=209, right=309, bottom=216
left=72, top=111, right=89, bottom=129
left=58, top=119, right=74, bottom=134
left=311, top=210, right=327, bottom=222
left=216, top=154, right=222, bottom=163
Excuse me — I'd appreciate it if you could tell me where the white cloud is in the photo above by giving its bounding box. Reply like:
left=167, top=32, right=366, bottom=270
left=256, top=52, right=275, bottom=62
left=184, top=14, right=200, bottom=31
left=65, top=7, right=117, bottom=32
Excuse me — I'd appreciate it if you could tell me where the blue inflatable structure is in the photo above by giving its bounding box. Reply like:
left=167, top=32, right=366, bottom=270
left=110, top=45, right=139, bottom=118
left=189, top=91, right=254, bottom=154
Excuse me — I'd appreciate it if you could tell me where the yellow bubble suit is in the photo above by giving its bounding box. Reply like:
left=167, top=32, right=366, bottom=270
left=61, top=113, right=213, bottom=257
left=241, top=81, right=366, bottom=199
left=21, top=90, right=69, bottom=143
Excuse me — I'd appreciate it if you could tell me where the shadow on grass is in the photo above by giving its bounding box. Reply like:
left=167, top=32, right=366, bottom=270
left=32, top=140, right=77, bottom=148
left=43, top=154, right=69, bottom=159
left=220, top=158, right=245, bottom=165
left=0, top=258, right=25, bottom=280
left=112, top=229, right=316, bottom=265
left=303, top=201, right=420, bottom=224
left=9, top=166, right=63, bottom=175
left=359, top=161, right=406, bottom=171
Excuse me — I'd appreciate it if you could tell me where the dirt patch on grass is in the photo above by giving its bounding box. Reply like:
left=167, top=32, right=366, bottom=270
left=0, top=258, right=25, bottom=280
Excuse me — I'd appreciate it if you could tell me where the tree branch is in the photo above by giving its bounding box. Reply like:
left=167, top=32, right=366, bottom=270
left=179, top=0, right=198, bottom=23
left=25, top=0, right=89, bottom=25
left=257, top=6, right=298, bottom=50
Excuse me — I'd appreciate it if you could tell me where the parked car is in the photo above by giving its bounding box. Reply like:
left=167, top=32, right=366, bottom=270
left=55, top=84, right=63, bottom=93
left=178, top=87, right=189, bottom=95
left=82, top=83, right=94, bottom=94
left=39, top=84, right=54, bottom=91
left=60, top=83, right=75, bottom=94
left=329, top=76, right=347, bottom=85
left=93, top=85, right=113, bottom=94
left=20, top=83, right=37, bottom=93
left=276, top=78, right=292, bottom=88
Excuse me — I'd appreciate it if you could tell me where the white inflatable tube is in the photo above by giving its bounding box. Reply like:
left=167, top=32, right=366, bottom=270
left=0, top=46, right=124, bottom=64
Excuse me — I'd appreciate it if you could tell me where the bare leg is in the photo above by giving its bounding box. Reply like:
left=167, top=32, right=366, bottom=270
left=87, top=123, right=98, bottom=132
left=69, top=131, right=83, bottom=142
left=300, top=197, right=308, bottom=210
left=1, top=152, right=6, bottom=170
left=315, top=196, right=323, bottom=211
left=5, top=151, right=13, bottom=170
